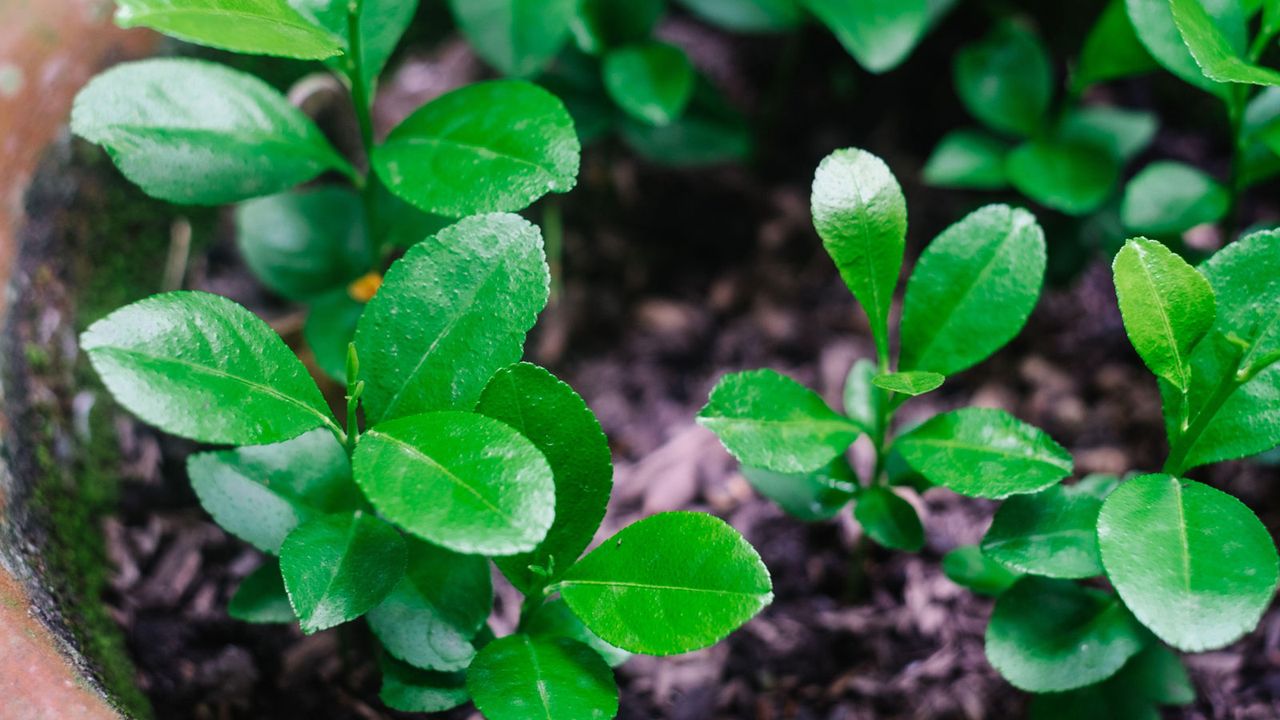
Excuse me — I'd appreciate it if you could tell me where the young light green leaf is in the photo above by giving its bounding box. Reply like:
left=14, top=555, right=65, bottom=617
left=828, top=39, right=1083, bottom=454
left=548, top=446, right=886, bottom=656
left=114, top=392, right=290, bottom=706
left=447, top=0, right=578, bottom=77
left=942, top=545, right=1023, bottom=596
left=354, top=411, right=556, bottom=556
left=740, top=457, right=859, bottom=522
left=571, top=0, right=664, bottom=54
left=603, top=42, right=696, bottom=126
left=228, top=561, right=296, bottom=623
left=71, top=59, right=350, bottom=205
left=367, top=538, right=492, bottom=672
left=468, top=635, right=618, bottom=720
left=372, top=80, right=579, bottom=217
left=954, top=22, right=1052, bottom=137
left=981, top=476, right=1118, bottom=579
left=922, top=130, right=1011, bottom=189
left=304, top=290, right=365, bottom=383
left=1125, top=0, right=1245, bottom=95
left=618, top=80, right=752, bottom=166
left=842, top=359, right=883, bottom=435
left=1058, top=106, right=1158, bottom=163
left=811, top=148, right=907, bottom=358
left=81, top=291, right=336, bottom=445
left=802, top=0, right=930, bottom=73
left=379, top=655, right=469, bottom=714
left=986, top=577, right=1146, bottom=692
left=698, top=369, right=861, bottom=474
left=558, top=512, right=773, bottom=655
left=899, top=204, right=1046, bottom=376
left=355, top=213, right=549, bottom=423
left=872, top=371, right=944, bottom=397
left=1112, top=237, right=1216, bottom=390
left=894, top=408, right=1073, bottom=499
left=235, top=187, right=373, bottom=302
left=476, top=363, right=613, bottom=593
left=675, top=0, right=803, bottom=32
left=1170, top=0, right=1280, bottom=86
left=525, top=598, right=631, bottom=668
left=189, top=429, right=360, bottom=554
left=854, top=486, right=924, bottom=552
left=288, top=0, right=418, bottom=89
left=1006, top=139, right=1120, bottom=216
left=1120, top=162, right=1230, bottom=236
left=279, top=512, right=407, bottom=634
left=1077, top=0, right=1159, bottom=87
left=1097, top=474, right=1279, bottom=652
left=114, top=0, right=344, bottom=59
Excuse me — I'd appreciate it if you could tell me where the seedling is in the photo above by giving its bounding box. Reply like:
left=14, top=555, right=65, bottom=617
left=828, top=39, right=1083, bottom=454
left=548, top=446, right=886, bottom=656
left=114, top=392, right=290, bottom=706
left=699, top=147, right=1052, bottom=553
left=83, top=212, right=773, bottom=718
left=72, top=0, right=580, bottom=380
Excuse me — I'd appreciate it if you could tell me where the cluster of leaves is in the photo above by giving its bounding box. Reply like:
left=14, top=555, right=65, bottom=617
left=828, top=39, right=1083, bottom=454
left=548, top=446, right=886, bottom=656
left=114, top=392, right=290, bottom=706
left=699, top=147, right=1051, bottom=553
left=84, top=213, right=774, bottom=717
left=75, top=0, right=581, bottom=380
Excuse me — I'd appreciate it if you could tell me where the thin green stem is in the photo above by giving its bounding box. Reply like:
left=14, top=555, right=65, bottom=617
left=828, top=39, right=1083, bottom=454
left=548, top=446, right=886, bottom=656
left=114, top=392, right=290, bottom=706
left=345, top=0, right=384, bottom=259
left=867, top=344, right=894, bottom=487
left=1224, top=85, right=1250, bottom=242
left=1163, top=345, right=1248, bottom=477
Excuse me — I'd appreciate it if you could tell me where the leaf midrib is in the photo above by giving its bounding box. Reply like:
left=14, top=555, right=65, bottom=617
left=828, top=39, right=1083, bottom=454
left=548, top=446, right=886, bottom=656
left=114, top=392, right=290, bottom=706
left=103, top=123, right=337, bottom=167
left=902, top=436, right=1069, bottom=470
left=559, top=578, right=767, bottom=598
left=367, top=429, right=516, bottom=526
left=382, top=134, right=559, bottom=178
left=120, top=7, right=340, bottom=45
left=1132, top=244, right=1189, bottom=386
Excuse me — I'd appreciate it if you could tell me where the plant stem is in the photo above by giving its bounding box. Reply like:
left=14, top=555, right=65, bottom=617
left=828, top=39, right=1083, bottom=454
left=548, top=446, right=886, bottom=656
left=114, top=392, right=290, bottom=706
left=867, top=348, right=894, bottom=487
left=543, top=197, right=564, bottom=303
left=345, top=0, right=384, bottom=258
left=1224, top=86, right=1249, bottom=242
left=1163, top=345, right=1248, bottom=477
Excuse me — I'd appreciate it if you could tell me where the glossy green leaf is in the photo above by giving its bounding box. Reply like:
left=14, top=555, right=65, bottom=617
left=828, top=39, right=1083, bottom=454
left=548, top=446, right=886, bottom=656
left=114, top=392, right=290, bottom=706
left=922, top=130, right=1010, bottom=189
left=303, top=290, right=365, bottom=383
left=1058, top=106, right=1158, bottom=164
left=71, top=59, right=350, bottom=205
left=477, top=363, right=613, bottom=593
left=1119, top=643, right=1195, bottom=706
left=603, top=42, right=695, bottom=126
left=1171, top=0, right=1280, bottom=85
left=448, top=0, right=578, bottom=77
left=854, top=486, right=924, bottom=552
left=803, top=0, right=929, bottom=73
left=1112, top=237, right=1216, bottom=390
left=379, top=655, right=469, bottom=714
left=354, top=411, right=555, bottom=555
left=1242, top=87, right=1280, bottom=186
left=1121, top=162, right=1230, bottom=236
left=895, top=408, right=1073, bottom=499
left=558, top=512, right=773, bottom=655
left=954, top=22, right=1052, bottom=137
left=571, top=0, right=663, bottom=54
left=675, top=0, right=803, bottom=31
left=1077, top=0, right=1159, bottom=87
left=899, top=204, right=1046, bottom=376
left=114, top=0, right=343, bottom=59
left=525, top=598, right=631, bottom=668
left=81, top=291, right=336, bottom=445
left=986, top=577, right=1147, bottom=692
left=468, top=635, right=618, bottom=720
left=235, top=188, right=373, bottom=301
left=372, top=80, right=579, bottom=217
left=981, top=476, right=1117, bottom=579
left=618, top=80, right=752, bottom=166
left=872, top=371, right=944, bottom=397
left=811, top=148, right=907, bottom=357
left=841, top=359, right=883, bottom=435
left=228, top=561, right=296, bottom=623
left=698, top=369, right=861, bottom=474
left=1027, top=642, right=1193, bottom=719
left=740, top=457, right=858, bottom=522
left=367, top=538, right=492, bottom=671
left=279, top=512, right=406, bottom=633
left=942, top=545, right=1022, bottom=596
left=1125, top=0, right=1245, bottom=95
left=289, top=0, right=417, bottom=89
left=355, top=213, right=549, bottom=423
left=1097, top=474, right=1279, bottom=651
left=188, top=429, right=359, bottom=554
left=1006, top=139, right=1120, bottom=216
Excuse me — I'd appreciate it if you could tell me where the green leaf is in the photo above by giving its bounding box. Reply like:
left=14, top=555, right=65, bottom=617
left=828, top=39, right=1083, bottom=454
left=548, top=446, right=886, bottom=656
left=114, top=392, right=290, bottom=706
left=558, top=512, right=773, bottom=655
left=810, top=148, right=907, bottom=358
left=954, top=22, right=1052, bottom=137
left=942, top=545, right=1022, bottom=596
left=228, top=561, right=296, bottom=623
left=1242, top=88, right=1280, bottom=186
left=355, top=411, right=555, bottom=555
left=1027, top=642, right=1193, bottom=719
left=1120, top=162, right=1230, bottom=236
left=371, top=182, right=453, bottom=249
left=603, top=42, right=696, bottom=126
left=872, top=371, right=944, bottom=397
left=986, top=577, right=1147, bottom=692
left=674, top=0, right=803, bottom=32
left=571, top=0, right=664, bottom=54
left=1077, top=0, right=1159, bottom=87
left=894, top=408, right=1073, bottom=499
left=367, top=538, right=492, bottom=672
left=468, top=635, right=618, bottom=720
left=981, top=476, right=1118, bottom=579
left=1120, top=643, right=1195, bottom=706
left=841, top=359, right=883, bottom=435
left=1171, top=0, right=1280, bottom=85
left=289, top=0, right=417, bottom=89
left=1097, top=474, right=1279, bottom=651
left=279, top=511, right=407, bottom=634
left=447, top=0, right=578, bottom=77
left=618, top=80, right=752, bottom=166
left=1125, top=0, right=1245, bottom=95
left=235, top=188, right=373, bottom=302
left=1058, top=106, right=1158, bottom=164
left=899, top=204, right=1046, bottom=375
left=1006, top=139, right=1120, bottom=216
left=379, top=655, right=469, bottom=714
left=81, top=291, right=336, bottom=445
left=740, top=457, right=858, bottom=522
left=71, top=59, right=350, bottom=205
left=802, top=0, right=930, bottom=73
left=114, top=0, right=344, bottom=59
left=525, top=598, right=631, bottom=668
left=355, top=213, right=549, bottom=423
left=854, top=486, right=924, bottom=552
left=188, top=429, right=360, bottom=554
left=922, top=130, right=1011, bottom=189
left=476, top=363, right=614, bottom=593
left=304, top=290, right=365, bottom=383
left=1112, top=237, right=1217, bottom=390
left=698, top=369, right=861, bottom=474
left=373, top=80, right=579, bottom=217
